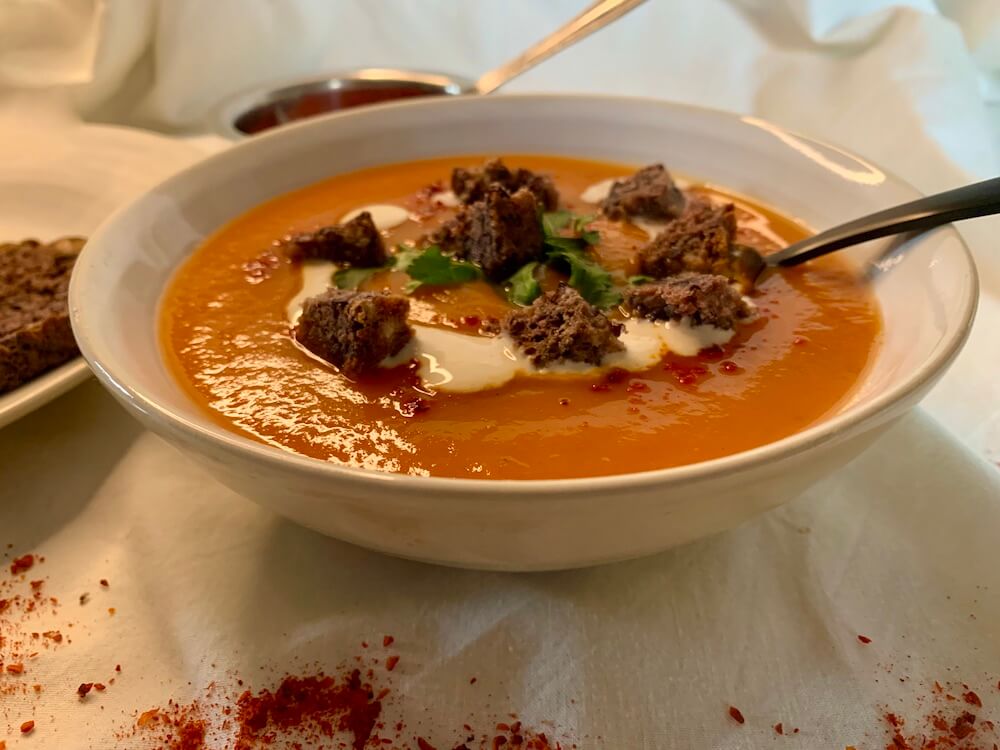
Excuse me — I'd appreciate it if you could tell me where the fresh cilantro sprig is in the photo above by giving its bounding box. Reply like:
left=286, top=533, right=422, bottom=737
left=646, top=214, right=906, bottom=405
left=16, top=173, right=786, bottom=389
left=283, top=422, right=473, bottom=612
left=628, top=275, right=655, bottom=286
left=401, top=245, right=481, bottom=293
left=333, top=266, right=383, bottom=289
left=332, top=243, right=481, bottom=293
left=546, top=247, right=622, bottom=309
left=505, top=261, right=542, bottom=306
left=541, top=211, right=600, bottom=251
left=528, top=211, right=620, bottom=308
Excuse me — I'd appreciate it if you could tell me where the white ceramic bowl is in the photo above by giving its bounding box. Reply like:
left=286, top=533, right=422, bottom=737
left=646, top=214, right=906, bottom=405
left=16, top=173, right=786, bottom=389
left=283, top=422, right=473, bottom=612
left=71, top=95, right=977, bottom=571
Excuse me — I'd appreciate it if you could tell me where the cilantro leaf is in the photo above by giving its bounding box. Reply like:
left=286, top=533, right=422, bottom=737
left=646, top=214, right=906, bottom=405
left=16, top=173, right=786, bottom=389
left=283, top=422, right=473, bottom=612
left=402, top=245, right=481, bottom=293
left=543, top=235, right=588, bottom=253
left=628, top=274, right=655, bottom=285
left=392, top=244, right=423, bottom=272
left=542, top=211, right=573, bottom=237
left=546, top=248, right=621, bottom=309
left=541, top=211, right=600, bottom=248
left=505, top=262, right=542, bottom=306
left=333, top=266, right=384, bottom=290
left=572, top=214, right=595, bottom=233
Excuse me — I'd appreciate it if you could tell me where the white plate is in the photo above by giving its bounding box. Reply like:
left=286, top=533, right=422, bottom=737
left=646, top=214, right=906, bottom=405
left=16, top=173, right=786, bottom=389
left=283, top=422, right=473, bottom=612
left=0, top=123, right=210, bottom=428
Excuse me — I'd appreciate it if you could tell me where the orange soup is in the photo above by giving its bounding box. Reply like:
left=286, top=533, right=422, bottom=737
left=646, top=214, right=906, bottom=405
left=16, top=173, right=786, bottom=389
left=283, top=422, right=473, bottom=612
left=160, top=155, right=881, bottom=479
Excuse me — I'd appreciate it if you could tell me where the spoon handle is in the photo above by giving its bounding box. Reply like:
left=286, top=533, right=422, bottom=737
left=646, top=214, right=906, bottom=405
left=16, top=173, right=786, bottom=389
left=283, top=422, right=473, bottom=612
left=472, top=0, right=648, bottom=95
left=771, top=175, right=1000, bottom=267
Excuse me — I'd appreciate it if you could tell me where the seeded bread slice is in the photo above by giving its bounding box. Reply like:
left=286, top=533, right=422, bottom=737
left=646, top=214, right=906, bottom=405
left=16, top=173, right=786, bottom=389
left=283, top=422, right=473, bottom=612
left=0, top=238, right=85, bottom=394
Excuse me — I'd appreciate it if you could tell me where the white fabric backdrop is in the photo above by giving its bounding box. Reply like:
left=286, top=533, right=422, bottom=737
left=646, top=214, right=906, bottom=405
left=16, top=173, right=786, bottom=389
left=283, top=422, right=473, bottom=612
left=0, top=2, right=999, bottom=748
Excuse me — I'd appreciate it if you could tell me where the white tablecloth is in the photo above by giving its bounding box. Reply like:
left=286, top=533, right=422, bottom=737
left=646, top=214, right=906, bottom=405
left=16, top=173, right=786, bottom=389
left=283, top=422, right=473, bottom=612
left=1, top=2, right=999, bottom=748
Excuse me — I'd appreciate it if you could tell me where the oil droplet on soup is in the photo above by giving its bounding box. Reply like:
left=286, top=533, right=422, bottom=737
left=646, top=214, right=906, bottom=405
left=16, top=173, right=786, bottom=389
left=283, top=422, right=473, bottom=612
left=160, top=155, right=881, bottom=480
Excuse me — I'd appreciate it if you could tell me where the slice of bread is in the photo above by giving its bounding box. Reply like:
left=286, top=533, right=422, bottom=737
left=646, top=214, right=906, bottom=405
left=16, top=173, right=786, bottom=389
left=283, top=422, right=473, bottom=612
left=0, top=238, right=85, bottom=394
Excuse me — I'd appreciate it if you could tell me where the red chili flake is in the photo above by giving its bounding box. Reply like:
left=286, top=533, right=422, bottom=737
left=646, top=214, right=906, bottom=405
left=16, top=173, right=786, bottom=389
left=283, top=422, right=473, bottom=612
left=115, top=664, right=122, bottom=672
left=29, top=580, right=43, bottom=590
left=470, top=677, right=478, bottom=685
left=558, top=398, right=570, bottom=406
left=108, top=607, right=116, bottom=615
left=605, top=367, right=628, bottom=384
left=719, top=360, right=742, bottom=374
left=0, top=740, right=6, bottom=749
left=698, top=344, right=726, bottom=361
left=32, top=685, right=41, bottom=693
left=10, top=554, right=34, bottom=575
left=383, top=635, right=394, bottom=647
left=728, top=706, right=745, bottom=724
left=460, top=315, right=481, bottom=328
left=417, top=739, right=437, bottom=750
left=774, top=722, right=783, bottom=735
left=963, top=690, right=982, bottom=707
left=625, top=381, right=651, bottom=394
left=78, top=683, right=94, bottom=698
left=361, top=641, right=369, bottom=649
left=20, top=720, right=34, bottom=734
left=7, top=663, right=24, bottom=674
left=589, top=383, right=611, bottom=393
left=99, top=579, right=109, bottom=588
left=233, top=670, right=381, bottom=750
left=79, top=592, right=90, bottom=605
left=857, top=635, right=872, bottom=644
left=663, top=360, right=709, bottom=386
left=953, top=711, right=977, bottom=739
left=386, top=655, right=400, bottom=672
left=42, top=630, right=62, bottom=643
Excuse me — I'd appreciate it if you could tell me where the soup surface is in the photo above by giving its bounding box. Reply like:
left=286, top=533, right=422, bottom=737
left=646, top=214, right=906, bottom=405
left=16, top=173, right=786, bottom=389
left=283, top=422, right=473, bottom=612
left=161, top=155, right=881, bottom=479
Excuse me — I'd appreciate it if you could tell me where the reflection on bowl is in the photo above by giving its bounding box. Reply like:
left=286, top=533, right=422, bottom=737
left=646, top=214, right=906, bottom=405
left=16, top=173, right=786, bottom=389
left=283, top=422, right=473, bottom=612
left=72, top=95, right=977, bottom=570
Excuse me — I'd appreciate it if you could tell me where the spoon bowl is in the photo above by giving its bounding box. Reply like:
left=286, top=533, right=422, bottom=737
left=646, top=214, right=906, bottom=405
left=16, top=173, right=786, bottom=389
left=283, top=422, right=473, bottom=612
left=217, top=69, right=471, bottom=138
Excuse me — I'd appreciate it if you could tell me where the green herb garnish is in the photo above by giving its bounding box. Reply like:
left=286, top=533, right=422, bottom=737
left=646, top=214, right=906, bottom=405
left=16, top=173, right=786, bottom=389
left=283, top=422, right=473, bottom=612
left=333, top=266, right=383, bottom=290
left=628, top=275, right=655, bottom=286
left=392, top=244, right=423, bottom=273
left=401, top=245, right=481, bottom=293
left=505, top=262, right=542, bottom=306
left=542, top=236, right=589, bottom=253
left=541, top=210, right=600, bottom=252
left=546, top=247, right=621, bottom=309
left=542, top=210, right=573, bottom=236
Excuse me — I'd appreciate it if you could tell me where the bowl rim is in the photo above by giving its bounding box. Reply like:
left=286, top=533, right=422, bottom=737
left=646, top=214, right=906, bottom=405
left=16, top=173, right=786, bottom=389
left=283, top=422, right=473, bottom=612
left=73, top=93, right=980, bottom=497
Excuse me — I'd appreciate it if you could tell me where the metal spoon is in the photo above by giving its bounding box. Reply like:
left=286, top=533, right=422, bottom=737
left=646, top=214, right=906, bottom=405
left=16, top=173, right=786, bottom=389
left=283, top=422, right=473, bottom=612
left=733, top=175, right=1000, bottom=283
left=472, top=0, right=648, bottom=95
left=216, top=0, right=648, bottom=138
